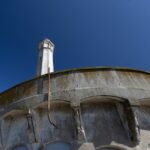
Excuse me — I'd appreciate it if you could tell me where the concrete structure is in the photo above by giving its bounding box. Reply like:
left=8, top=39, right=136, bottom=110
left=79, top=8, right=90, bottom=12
left=1, top=67, right=150, bottom=150
left=37, top=39, right=54, bottom=75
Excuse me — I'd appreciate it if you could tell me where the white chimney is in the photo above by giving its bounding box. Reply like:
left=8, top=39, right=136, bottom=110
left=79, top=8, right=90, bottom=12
left=37, top=39, right=54, bottom=76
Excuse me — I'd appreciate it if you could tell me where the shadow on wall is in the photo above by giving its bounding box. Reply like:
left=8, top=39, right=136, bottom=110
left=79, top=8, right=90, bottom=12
left=14, top=147, right=27, bottom=150
left=34, top=102, right=76, bottom=143
left=80, top=97, right=138, bottom=148
left=46, top=142, right=70, bottom=150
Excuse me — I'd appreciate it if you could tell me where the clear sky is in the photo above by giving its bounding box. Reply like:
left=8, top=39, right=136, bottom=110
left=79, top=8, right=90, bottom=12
left=0, top=0, right=150, bottom=92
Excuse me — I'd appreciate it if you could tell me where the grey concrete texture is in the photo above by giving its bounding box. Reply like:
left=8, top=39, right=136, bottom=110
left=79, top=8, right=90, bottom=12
left=0, top=67, right=150, bottom=150
left=78, top=143, right=95, bottom=150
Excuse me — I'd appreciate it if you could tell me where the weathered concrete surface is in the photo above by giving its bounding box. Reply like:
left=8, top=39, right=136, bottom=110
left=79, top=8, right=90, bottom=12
left=0, top=67, right=150, bottom=149
left=78, top=143, right=95, bottom=150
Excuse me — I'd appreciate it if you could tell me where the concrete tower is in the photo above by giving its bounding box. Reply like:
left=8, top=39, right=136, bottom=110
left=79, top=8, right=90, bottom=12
left=37, top=39, right=54, bottom=76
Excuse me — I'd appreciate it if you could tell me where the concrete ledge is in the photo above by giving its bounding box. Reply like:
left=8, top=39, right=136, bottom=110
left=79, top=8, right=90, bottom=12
left=78, top=143, right=95, bottom=150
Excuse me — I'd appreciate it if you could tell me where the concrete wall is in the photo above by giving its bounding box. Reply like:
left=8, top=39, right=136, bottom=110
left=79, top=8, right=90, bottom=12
left=0, top=68, right=150, bottom=150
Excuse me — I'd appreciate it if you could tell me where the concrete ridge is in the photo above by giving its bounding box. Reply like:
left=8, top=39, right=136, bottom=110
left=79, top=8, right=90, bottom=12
left=1, top=66, right=150, bottom=94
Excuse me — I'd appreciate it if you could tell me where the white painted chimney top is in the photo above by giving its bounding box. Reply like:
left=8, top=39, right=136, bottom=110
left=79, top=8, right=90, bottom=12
left=37, top=39, right=55, bottom=76
left=39, top=39, right=54, bottom=50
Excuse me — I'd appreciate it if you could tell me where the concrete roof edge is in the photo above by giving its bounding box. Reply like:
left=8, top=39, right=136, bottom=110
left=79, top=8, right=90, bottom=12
left=1, top=66, right=150, bottom=94
left=53, top=66, right=150, bottom=75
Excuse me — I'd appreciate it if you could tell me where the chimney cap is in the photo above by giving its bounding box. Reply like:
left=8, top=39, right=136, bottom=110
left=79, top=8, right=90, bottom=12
left=39, top=38, right=54, bottom=50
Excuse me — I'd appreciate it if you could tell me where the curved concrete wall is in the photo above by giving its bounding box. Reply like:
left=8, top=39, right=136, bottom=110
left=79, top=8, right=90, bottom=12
left=0, top=68, right=150, bottom=150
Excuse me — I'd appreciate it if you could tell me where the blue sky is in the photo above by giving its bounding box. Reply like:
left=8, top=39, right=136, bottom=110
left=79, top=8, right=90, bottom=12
left=0, top=0, right=150, bottom=92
